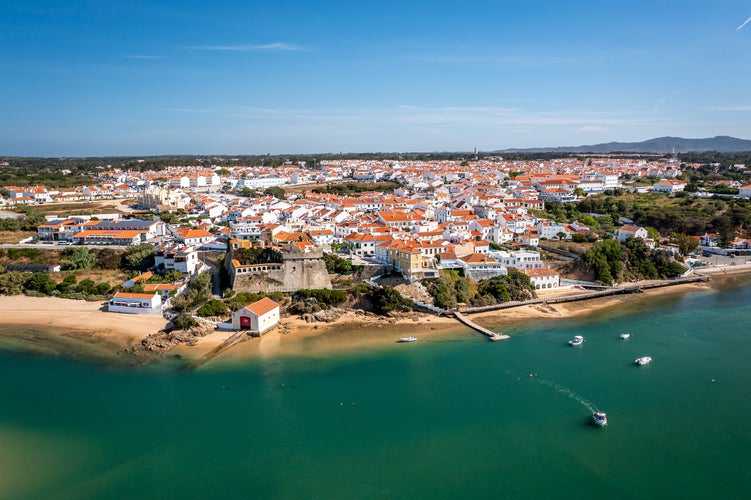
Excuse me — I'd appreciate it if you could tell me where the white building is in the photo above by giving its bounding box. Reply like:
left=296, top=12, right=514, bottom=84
left=595, top=172, right=620, bottom=190
left=168, top=176, right=190, bottom=189
left=523, top=267, right=560, bottom=290
left=490, top=250, right=543, bottom=270
left=232, top=297, right=280, bottom=335
left=538, top=188, right=578, bottom=204
left=175, top=228, right=217, bottom=247
left=652, top=180, right=687, bottom=193
left=616, top=225, right=648, bottom=242
left=108, top=292, right=162, bottom=314
left=238, top=176, right=287, bottom=189
left=154, top=243, right=200, bottom=275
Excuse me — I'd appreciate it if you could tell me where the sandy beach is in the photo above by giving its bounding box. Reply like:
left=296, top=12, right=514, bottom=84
left=0, top=295, right=168, bottom=348
left=0, top=271, right=743, bottom=365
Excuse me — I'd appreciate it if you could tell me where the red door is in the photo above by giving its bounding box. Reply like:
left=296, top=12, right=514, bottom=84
left=240, top=316, right=251, bottom=329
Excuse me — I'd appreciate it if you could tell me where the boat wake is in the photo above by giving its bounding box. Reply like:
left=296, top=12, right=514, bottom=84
left=538, top=379, right=598, bottom=412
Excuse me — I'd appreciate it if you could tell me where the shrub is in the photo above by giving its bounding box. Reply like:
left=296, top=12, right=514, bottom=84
left=61, top=247, right=96, bottom=270
left=123, top=243, right=155, bottom=271
left=294, top=289, right=347, bottom=306
left=24, top=272, right=56, bottom=295
left=76, top=279, right=97, bottom=294
left=173, top=313, right=196, bottom=330
left=372, top=286, right=413, bottom=315
left=196, top=299, right=230, bottom=317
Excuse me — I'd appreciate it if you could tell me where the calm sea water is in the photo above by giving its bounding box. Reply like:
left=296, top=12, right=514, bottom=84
left=1, top=279, right=751, bottom=499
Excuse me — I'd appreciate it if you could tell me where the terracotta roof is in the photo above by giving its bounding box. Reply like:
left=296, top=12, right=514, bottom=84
left=459, top=253, right=498, bottom=264
left=244, top=297, right=280, bottom=316
left=113, top=292, right=157, bottom=299
left=523, top=267, right=559, bottom=277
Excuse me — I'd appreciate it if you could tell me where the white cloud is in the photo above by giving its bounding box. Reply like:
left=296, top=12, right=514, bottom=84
left=125, top=55, right=166, bottom=59
left=186, top=42, right=309, bottom=52
left=737, top=16, right=751, bottom=30
left=704, top=105, right=751, bottom=111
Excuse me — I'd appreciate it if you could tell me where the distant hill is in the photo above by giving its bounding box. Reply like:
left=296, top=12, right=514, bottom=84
left=500, top=136, right=751, bottom=154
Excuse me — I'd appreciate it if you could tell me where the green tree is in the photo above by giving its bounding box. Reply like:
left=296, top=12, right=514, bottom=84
left=646, top=227, right=661, bottom=241
left=0, top=272, right=27, bottom=295
left=76, top=279, right=96, bottom=294
left=173, top=312, right=196, bottom=330
left=124, top=244, right=155, bottom=271
left=24, top=272, right=56, bottom=294
left=264, top=186, right=286, bottom=199
left=196, top=299, right=230, bottom=317
left=372, top=286, right=412, bottom=314
left=671, top=232, right=699, bottom=255
left=60, top=247, right=96, bottom=270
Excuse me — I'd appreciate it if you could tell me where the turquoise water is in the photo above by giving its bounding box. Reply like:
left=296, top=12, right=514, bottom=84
left=1, top=280, right=751, bottom=499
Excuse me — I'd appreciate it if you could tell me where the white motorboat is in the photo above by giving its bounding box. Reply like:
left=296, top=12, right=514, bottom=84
left=592, top=411, right=608, bottom=426
left=635, top=356, right=653, bottom=365
left=619, top=333, right=631, bottom=339
left=569, top=335, right=584, bottom=346
left=398, top=336, right=418, bottom=343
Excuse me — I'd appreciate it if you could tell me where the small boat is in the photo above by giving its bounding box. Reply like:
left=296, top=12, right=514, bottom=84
left=398, top=336, right=418, bottom=343
left=592, top=411, right=608, bottom=426
left=569, top=335, right=584, bottom=346
left=635, top=356, right=653, bottom=365
left=619, top=333, right=631, bottom=339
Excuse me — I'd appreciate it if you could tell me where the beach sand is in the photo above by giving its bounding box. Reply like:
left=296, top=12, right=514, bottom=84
left=0, top=296, right=168, bottom=349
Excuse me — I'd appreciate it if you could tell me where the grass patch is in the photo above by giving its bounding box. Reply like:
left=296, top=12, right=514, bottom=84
left=0, top=231, right=36, bottom=244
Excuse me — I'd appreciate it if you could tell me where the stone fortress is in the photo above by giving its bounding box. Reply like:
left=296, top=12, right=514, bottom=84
left=225, top=239, right=332, bottom=293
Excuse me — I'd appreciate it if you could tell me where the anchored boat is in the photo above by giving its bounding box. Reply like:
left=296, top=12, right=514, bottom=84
left=569, top=335, right=584, bottom=346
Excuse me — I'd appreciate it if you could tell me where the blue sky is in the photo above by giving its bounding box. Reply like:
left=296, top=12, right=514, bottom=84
left=1, top=0, right=750, bottom=156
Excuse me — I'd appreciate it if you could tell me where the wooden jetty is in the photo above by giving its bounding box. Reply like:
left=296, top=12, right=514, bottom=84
left=453, top=312, right=510, bottom=342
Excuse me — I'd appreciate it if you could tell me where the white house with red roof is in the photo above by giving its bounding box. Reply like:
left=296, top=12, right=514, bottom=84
left=523, top=267, right=560, bottom=290
left=232, top=297, right=280, bottom=335
left=459, top=253, right=507, bottom=281
left=652, top=179, right=687, bottom=193
left=175, top=227, right=216, bottom=247
left=616, top=225, right=648, bottom=242
left=739, top=185, right=751, bottom=199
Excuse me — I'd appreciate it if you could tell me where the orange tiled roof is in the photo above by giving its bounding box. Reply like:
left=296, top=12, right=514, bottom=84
left=244, top=297, right=279, bottom=316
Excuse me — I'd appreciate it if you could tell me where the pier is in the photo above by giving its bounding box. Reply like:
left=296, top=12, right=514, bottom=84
left=453, top=312, right=510, bottom=341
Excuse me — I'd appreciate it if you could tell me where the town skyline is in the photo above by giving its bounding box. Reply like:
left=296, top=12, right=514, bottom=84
left=2, top=1, right=750, bottom=156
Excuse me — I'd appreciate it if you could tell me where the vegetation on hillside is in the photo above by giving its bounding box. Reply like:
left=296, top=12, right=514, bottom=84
left=581, top=238, right=686, bottom=285
left=0, top=208, right=45, bottom=231
left=310, top=182, right=400, bottom=196
left=123, top=244, right=156, bottom=271
left=60, top=247, right=96, bottom=271
left=578, top=192, right=751, bottom=245
left=424, top=269, right=536, bottom=309
left=171, top=273, right=212, bottom=312
left=354, top=283, right=413, bottom=315
left=0, top=271, right=111, bottom=300
left=323, top=252, right=362, bottom=275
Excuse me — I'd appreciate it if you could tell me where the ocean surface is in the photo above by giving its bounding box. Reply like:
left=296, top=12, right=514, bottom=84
left=1, top=278, right=751, bottom=499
